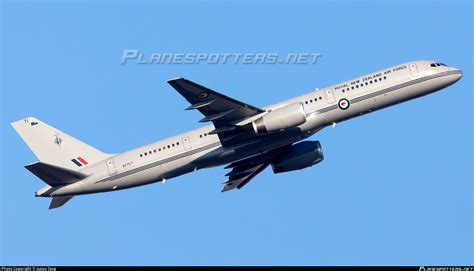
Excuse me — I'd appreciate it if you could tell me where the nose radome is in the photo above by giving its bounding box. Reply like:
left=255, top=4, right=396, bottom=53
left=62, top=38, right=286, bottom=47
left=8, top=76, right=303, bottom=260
left=453, top=68, right=463, bottom=79
left=449, top=68, right=463, bottom=84
left=454, top=73, right=462, bottom=82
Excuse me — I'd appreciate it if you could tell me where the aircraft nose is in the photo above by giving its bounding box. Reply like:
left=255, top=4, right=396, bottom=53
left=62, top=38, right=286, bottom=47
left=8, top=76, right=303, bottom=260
left=442, top=65, right=463, bottom=84
left=451, top=68, right=463, bottom=83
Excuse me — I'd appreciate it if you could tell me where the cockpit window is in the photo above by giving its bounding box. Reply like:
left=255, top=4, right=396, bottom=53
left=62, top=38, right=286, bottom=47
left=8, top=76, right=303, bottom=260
left=430, top=62, right=446, bottom=67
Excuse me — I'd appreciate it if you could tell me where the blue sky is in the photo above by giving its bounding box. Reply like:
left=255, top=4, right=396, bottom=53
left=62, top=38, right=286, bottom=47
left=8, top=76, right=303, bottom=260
left=1, top=0, right=472, bottom=266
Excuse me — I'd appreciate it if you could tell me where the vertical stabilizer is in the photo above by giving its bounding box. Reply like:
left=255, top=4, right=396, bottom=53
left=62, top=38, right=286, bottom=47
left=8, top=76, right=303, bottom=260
left=12, top=117, right=111, bottom=170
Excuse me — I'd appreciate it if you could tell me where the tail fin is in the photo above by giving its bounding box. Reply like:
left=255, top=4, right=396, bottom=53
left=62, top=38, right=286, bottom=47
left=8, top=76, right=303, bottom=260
left=12, top=117, right=111, bottom=170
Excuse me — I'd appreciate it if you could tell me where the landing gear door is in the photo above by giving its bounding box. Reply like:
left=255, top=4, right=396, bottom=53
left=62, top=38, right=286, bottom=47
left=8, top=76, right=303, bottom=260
left=106, top=158, right=117, bottom=175
left=325, top=89, right=335, bottom=104
left=409, top=63, right=419, bottom=78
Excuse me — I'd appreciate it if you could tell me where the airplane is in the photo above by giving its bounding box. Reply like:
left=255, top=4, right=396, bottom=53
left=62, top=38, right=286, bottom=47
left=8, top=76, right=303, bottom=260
left=12, top=60, right=463, bottom=209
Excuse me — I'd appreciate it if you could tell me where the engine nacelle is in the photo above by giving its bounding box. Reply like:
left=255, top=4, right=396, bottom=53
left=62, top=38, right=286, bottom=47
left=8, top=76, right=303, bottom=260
left=252, top=103, right=306, bottom=134
left=271, top=141, right=324, bottom=173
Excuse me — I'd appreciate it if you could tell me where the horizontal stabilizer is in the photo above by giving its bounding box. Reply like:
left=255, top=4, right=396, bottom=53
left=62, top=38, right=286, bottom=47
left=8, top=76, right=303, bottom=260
left=49, top=196, right=73, bottom=209
left=26, top=162, right=88, bottom=187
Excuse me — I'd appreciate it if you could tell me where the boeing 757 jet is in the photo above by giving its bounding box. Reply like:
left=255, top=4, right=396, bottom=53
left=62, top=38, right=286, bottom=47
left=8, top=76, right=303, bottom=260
left=12, top=60, right=463, bottom=209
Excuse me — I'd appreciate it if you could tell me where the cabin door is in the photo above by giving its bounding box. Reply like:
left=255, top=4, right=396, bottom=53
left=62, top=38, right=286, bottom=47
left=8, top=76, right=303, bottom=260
left=409, top=63, right=419, bottom=78
left=325, top=89, right=335, bottom=103
left=182, top=136, right=192, bottom=150
left=106, top=158, right=117, bottom=175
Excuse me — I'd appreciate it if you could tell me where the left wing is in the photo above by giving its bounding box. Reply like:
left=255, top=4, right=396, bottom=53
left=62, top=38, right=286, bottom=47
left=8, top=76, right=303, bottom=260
left=167, top=78, right=265, bottom=146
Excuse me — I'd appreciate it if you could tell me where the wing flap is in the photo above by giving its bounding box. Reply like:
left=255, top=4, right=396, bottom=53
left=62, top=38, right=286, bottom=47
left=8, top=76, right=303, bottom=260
left=221, top=145, right=293, bottom=192
left=225, top=164, right=263, bottom=177
left=222, top=162, right=269, bottom=192
left=186, top=99, right=216, bottom=110
left=199, top=109, right=236, bottom=122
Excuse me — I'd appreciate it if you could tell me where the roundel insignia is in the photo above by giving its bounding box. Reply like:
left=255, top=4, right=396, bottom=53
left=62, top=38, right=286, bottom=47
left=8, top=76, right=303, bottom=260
left=197, top=92, right=209, bottom=99
left=338, top=98, right=350, bottom=110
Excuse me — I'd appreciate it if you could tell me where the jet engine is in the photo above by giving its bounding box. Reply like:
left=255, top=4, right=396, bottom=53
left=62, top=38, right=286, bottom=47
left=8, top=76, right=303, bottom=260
left=271, top=141, right=324, bottom=173
left=252, top=103, right=306, bottom=134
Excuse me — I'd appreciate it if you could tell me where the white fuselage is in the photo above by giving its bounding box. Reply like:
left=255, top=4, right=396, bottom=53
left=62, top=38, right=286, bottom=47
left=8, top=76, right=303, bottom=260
left=39, top=60, right=462, bottom=197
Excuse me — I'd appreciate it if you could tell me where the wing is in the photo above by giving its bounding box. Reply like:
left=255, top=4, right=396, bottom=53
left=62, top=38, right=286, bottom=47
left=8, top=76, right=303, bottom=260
left=167, top=78, right=265, bottom=146
left=221, top=162, right=269, bottom=192
left=221, top=145, right=291, bottom=192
